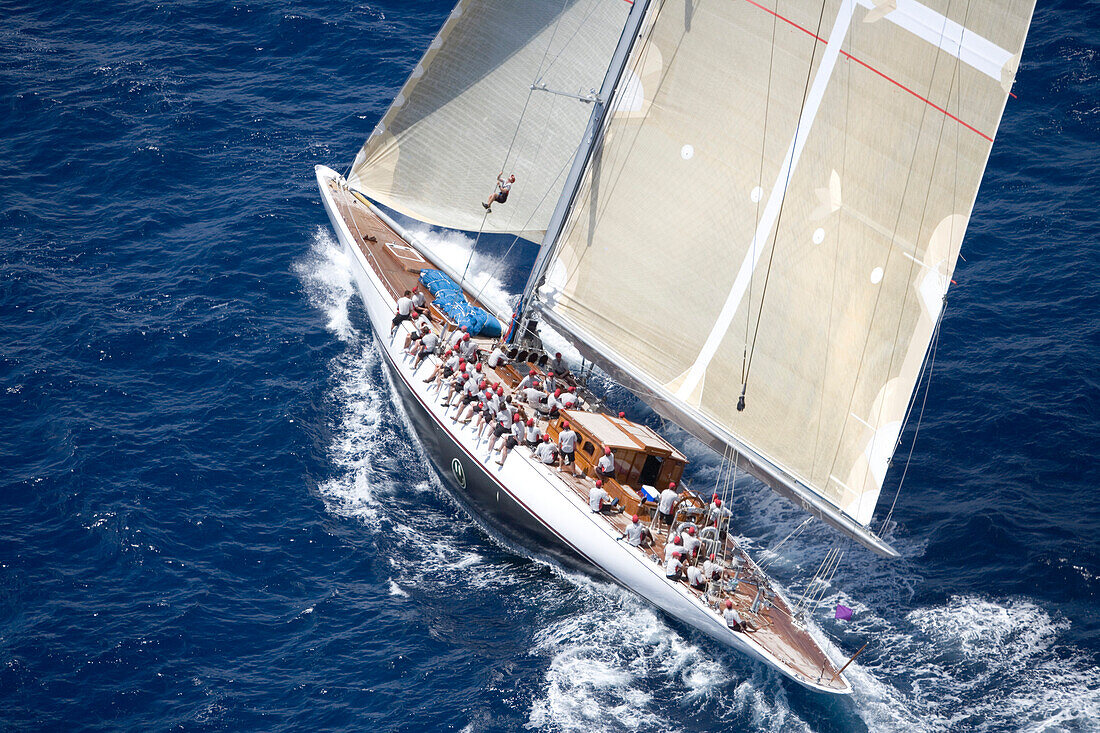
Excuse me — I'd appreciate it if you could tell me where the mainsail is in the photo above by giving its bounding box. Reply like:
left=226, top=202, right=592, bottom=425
left=348, top=0, right=630, bottom=242
left=528, top=0, right=1035, bottom=554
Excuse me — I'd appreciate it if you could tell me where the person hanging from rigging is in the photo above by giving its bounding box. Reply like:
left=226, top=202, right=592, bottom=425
left=482, top=172, right=515, bottom=213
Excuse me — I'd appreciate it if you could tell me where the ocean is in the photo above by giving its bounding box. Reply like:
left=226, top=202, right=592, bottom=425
left=2, top=1, right=1098, bottom=730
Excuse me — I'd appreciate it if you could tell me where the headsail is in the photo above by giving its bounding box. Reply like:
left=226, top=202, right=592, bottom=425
left=530, top=0, right=1035, bottom=553
left=348, top=0, right=630, bottom=242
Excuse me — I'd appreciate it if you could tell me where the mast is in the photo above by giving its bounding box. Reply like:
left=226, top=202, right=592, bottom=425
left=517, top=0, right=652, bottom=324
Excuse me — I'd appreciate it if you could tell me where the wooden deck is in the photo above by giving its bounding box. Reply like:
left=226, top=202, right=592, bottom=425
left=326, top=180, right=846, bottom=691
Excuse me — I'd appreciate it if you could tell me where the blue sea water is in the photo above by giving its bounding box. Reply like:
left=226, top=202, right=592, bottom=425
left=2, top=1, right=1098, bottom=730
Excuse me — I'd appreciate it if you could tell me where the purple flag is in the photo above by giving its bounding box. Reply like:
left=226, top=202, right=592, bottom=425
left=835, top=604, right=853, bottom=621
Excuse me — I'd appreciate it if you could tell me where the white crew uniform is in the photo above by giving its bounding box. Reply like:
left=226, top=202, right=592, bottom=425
left=588, top=485, right=610, bottom=512
left=624, top=523, right=644, bottom=546
left=534, top=441, right=557, bottom=464
left=686, top=564, right=706, bottom=588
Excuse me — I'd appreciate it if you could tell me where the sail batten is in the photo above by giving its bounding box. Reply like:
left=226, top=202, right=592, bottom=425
left=348, top=0, right=630, bottom=241
left=534, top=0, right=1035, bottom=540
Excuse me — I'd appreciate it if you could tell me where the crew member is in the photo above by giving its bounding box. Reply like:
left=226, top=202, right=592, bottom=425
left=723, top=600, right=755, bottom=632
left=664, top=550, right=684, bottom=581
left=482, top=172, right=515, bottom=212
left=557, top=421, right=578, bottom=476
left=390, top=290, right=415, bottom=336
left=588, top=480, right=617, bottom=513
left=596, top=447, right=616, bottom=483
left=657, top=482, right=679, bottom=527
left=622, top=515, right=649, bottom=547
left=686, top=563, right=707, bottom=590
left=534, top=435, right=558, bottom=466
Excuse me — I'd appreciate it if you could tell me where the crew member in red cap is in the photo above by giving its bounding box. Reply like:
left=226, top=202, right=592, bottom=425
left=657, top=482, right=680, bottom=528
left=518, top=368, right=538, bottom=392
left=621, top=514, right=650, bottom=548
left=596, top=446, right=616, bottom=483
left=557, top=421, right=578, bottom=476
left=664, top=550, right=684, bottom=581
left=588, top=479, right=617, bottom=513
left=723, top=599, right=755, bottom=633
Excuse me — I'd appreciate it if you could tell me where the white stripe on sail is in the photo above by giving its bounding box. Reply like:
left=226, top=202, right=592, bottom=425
left=674, top=0, right=857, bottom=402
left=856, top=0, right=1014, bottom=82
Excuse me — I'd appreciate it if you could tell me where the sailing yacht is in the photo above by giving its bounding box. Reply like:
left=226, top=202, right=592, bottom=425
left=317, top=0, right=1035, bottom=694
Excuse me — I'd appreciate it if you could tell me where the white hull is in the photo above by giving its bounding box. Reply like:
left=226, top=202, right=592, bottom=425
left=315, top=165, right=849, bottom=695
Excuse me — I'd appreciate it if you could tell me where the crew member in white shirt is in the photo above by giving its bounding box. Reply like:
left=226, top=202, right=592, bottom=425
left=664, top=551, right=684, bottom=581
left=534, top=435, right=558, bottom=466
left=390, top=290, right=415, bottom=337
left=557, top=421, right=578, bottom=476
left=681, top=525, right=701, bottom=558
left=621, top=515, right=649, bottom=547
left=588, top=480, right=617, bottom=513
left=686, top=563, right=707, bottom=590
left=657, top=482, right=680, bottom=527
left=596, top=447, right=615, bottom=483
left=723, top=600, right=755, bottom=632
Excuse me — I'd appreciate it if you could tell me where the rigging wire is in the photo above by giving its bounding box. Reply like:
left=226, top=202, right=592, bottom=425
left=739, top=0, right=830, bottom=409
left=830, top=0, right=970, bottom=522
left=879, top=310, right=942, bottom=535
left=742, top=0, right=780, bottom=391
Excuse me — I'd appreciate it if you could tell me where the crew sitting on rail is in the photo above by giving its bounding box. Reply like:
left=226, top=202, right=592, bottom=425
left=686, top=563, right=707, bottom=590
left=401, top=312, right=431, bottom=350
left=411, top=284, right=426, bottom=311
left=484, top=398, right=515, bottom=456
left=556, top=421, right=579, bottom=476
left=664, top=550, right=685, bottom=581
left=596, top=447, right=616, bottom=483
left=423, top=349, right=457, bottom=388
left=407, top=326, right=440, bottom=370
left=523, top=418, right=540, bottom=448
left=495, top=412, right=525, bottom=466
left=390, top=290, right=415, bottom=337
left=442, top=366, right=470, bottom=409
left=559, top=385, right=579, bottom=409
left=534, top=434, right=558, bottom=466
left=723, top=600, right=756, bottom=633
left=621, top=514, right=651, bottom=547
left=486, top=341, right=510, bottom=368
left=455, top=379, right=487, bottom=424
left=472, top=388, right=499, bottom=439
left=657, top=482, right=680, bottom=527
left=453, top=371, right=481, bottom=415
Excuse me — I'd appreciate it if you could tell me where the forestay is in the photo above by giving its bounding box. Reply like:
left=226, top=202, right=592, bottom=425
left=348, top=0, right=630, bottom=242
left=536, top=0, right=1035, bottom=539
